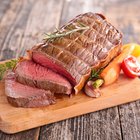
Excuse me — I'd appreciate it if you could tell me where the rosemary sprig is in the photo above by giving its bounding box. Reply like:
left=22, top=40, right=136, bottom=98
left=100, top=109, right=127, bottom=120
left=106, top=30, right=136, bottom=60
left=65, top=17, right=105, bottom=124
left=89, top=69, right=102, bottom=80
left=0, top=59, right=18, bottom=80
left=44, top=27, right=89, bottom=40
left=44, top=23, right=89, bottom=42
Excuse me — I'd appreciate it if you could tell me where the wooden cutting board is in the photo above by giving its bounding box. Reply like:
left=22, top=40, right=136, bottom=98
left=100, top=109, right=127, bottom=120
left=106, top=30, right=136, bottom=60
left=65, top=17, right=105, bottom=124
left=0, top=71, right=140, bottom=134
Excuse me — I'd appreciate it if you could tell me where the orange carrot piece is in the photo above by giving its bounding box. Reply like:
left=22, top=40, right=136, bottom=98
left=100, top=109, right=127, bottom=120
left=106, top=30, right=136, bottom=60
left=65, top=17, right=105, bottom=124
left=100, top=45, right=135, bottom=86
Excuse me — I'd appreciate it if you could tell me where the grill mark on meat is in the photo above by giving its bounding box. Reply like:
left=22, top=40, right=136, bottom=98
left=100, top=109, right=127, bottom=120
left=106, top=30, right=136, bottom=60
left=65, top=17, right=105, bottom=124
left=69, top=65, right=82, bottom=81
left=61, top=17, right=109, bottom=55
left=53, top=38, right=94, bottom=65
left=78, top=14, right=122, bottom=46
left=91, top=24, right=116, bottom=45
left=94, top=36, right=107, bottom=60
left=80, top=24, right=120, bottom=61
left=32, top=13, right=122, bottom=89
left=100, top=22, right=122, bottom=45
left=61, top=17, right=118, bottom=63
left=46, top=43, right=90, bottom=75
left=70, top=13, right=119, bottom=59
left=41, top=46, right=71, bottom=70
left=97, top=39, right=112, bottom=60
left=51, top=27, right=96, bottom=66
left=34, top=48, right=82, bottom=82
left=53, top=13, right=119, bottom=67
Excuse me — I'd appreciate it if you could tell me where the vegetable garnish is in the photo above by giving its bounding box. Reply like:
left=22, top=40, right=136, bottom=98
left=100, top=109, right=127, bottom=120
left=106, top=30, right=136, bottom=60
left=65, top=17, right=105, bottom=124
left=0, top=59, right=18, bottom=80
left=85, top=71, right=104, bottom=98
left=44, top=23, right=89, bottom=42
left=100, top=43, right=135, bottom=86
left=84, top=81, right=102, bottom=98
left=89, top=69, right=102, bottom=80
left=121, top=55, right=140, bottom=78
left=93, top=79, right=104, bottom=89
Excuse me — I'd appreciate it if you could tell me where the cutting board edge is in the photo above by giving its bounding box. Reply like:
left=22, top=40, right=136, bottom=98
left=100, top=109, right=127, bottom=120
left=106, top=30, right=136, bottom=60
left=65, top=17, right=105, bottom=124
left=1, top=96, right=140, bottom=134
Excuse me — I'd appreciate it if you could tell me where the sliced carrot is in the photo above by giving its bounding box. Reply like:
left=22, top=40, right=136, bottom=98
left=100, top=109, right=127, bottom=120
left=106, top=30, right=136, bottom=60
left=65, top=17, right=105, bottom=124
left=100, top=45, right=135, bottom=86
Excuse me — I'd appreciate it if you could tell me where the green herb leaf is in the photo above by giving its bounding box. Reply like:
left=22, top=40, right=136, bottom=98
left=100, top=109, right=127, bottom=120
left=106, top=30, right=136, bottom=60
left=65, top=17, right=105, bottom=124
left=0, top=59, right=18, bottom=80
left=44, top=23, right=89, bottom=42
left=89, top=69, right=102, bottom=80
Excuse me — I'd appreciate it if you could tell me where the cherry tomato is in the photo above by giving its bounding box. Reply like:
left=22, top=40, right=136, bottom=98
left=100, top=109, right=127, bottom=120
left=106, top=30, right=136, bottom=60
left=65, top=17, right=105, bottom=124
left=121, top=55, right=140, bottom=78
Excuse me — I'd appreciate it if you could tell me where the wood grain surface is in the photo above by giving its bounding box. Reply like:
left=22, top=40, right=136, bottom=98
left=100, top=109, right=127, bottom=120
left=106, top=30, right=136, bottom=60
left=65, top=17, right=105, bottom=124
left=0, top=0, right=140, bottom=139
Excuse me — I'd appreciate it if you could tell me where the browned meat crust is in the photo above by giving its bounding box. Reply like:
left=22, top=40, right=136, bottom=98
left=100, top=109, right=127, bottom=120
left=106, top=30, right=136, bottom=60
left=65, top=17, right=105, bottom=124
left=32, top=12, right=122, bottom=93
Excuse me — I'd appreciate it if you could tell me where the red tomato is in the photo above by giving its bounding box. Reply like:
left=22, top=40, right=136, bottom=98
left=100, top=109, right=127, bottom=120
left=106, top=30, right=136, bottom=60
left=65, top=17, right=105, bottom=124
left=121, top=55, right=140, bottom=78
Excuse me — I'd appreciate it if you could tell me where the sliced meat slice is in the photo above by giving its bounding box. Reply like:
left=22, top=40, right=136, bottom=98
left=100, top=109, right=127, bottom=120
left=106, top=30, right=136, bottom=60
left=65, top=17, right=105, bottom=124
left=5, top=71, right=56, bottom=108
left=15, top=60, right=72, bottom=95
